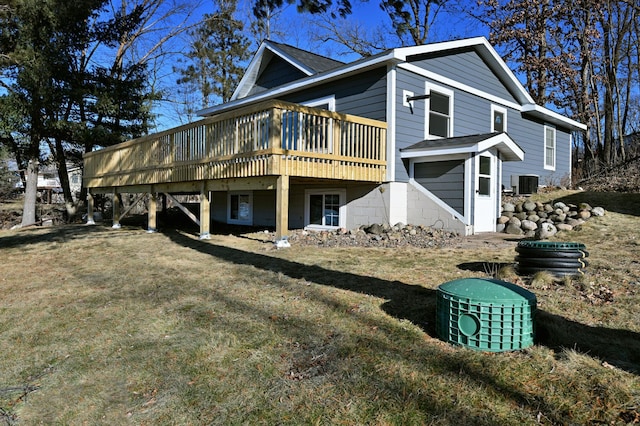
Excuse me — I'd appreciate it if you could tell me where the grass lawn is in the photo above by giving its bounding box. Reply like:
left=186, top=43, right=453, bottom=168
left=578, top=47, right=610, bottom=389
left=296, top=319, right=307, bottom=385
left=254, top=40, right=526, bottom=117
left=1, top=190, right=639, bottom=424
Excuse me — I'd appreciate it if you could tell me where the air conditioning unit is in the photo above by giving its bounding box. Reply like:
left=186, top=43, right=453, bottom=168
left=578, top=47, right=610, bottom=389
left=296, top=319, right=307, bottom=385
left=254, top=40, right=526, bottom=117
left=511, top=174, right=539, bottom=195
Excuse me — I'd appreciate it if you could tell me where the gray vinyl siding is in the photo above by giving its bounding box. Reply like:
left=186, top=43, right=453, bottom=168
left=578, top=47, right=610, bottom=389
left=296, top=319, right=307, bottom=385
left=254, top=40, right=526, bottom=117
left=395, top=69, right=427, bottom=181
left=407, top=49, right=518, bottom=104
left=414, top=160, right=465, bottom=215
left=249, top=57, right=307, bottom=96
left=395, top=64, right=572, bottom=186
left=502, top=118, right=572, bottom=187
left=279, top=68, right=387, bottom=121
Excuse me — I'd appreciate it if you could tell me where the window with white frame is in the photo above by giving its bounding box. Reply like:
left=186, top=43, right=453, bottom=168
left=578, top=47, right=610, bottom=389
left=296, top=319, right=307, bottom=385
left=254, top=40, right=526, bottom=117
left=491, top=105, right=507, bottom=133
left=426, top=84, right=453, bottom=139
left=544, top=125, right=556, bottom=170
left=305, top=189, right=346, bottom=229
left=227, top=192, right=253, bottom=225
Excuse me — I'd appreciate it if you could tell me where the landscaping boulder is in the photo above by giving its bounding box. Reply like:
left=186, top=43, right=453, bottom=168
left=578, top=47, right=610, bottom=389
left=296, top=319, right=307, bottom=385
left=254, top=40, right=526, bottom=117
left=498, top=198, right=606, bottom=239
left=535, top=222, right=557, bottom=239
left=521, top=219, right=538, bottom=231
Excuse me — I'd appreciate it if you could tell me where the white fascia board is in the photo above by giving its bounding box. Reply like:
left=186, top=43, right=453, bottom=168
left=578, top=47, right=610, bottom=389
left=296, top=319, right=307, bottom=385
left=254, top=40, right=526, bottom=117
left=198, top=51, right=401, bottom=117
left=473, top=38, right=536, bottom=105
left=400, top=146, right=476, bottom=159
left=399, top=62, right=585, bottom=133
left=477, top=134, right=524, bottom=161
left=395, top=37, right=535, bottom=106
left=265, top=42, right=316, bottom=76
left=400, top=134, right=524, bottom=162
left=522, top=104, right=587, bottom=131
left=399, top=63, right=522, bottom=111
left=393, top=37, right=489, bottom=60
left=231, top=41, right=317, bottom=102
left=232, top=42, right=269, bottom=101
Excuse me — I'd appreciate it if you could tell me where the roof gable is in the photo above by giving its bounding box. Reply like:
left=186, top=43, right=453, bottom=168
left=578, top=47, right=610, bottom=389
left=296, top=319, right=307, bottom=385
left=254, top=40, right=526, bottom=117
left=232, top=40, right=345, bottom=101
left=250, top=56, right=308, bottom=96
left=395, top=38, right=535, bottom=106
left=405, top=47, right=519, bottom=105
left=202, top=37, right=585, bottom=131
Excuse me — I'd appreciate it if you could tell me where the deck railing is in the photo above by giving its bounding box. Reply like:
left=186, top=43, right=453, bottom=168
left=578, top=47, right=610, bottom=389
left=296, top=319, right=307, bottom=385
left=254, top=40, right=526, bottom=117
left=83, top=100, right=387, bottom=189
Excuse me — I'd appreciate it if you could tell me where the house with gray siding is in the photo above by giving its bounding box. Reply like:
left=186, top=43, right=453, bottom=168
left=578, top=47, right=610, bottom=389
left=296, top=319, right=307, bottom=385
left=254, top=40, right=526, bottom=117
left=83, top=37, right=585, bottom=238
left=197, top=37, right=584, bottom=235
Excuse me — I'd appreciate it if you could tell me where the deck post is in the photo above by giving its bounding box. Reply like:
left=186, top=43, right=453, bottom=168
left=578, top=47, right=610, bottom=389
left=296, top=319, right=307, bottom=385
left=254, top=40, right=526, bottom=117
left=147, top=192, right=157, bottom=233
left=86, top=192, right=95, bottom=225
left=269, top=106, right=282, bottom=150
left=199, top=184, right=211, bottom=240
left=275, top=174, right=290, bottom=248
left=112, top=191, right=122, bottom=229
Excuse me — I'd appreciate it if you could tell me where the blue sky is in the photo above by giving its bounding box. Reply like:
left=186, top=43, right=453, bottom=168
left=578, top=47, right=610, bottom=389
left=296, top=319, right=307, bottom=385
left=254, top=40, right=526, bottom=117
left=152, top=0, right=491, bottom=130
left=238, top=0, right=489, bottom=61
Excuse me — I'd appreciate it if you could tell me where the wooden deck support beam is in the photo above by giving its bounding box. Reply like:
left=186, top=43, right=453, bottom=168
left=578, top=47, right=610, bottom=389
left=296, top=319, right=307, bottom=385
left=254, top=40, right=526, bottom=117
left=200, top=184, right=211, bottom=240
left=275, top=174, right=290, bottom=247
left=112, top=191, right=122, bottom=229
left=148, top=192, right=157, bottom=233
left=164, top=193, right=200, bottom=227
left=86, top=192, right=95, bottom=225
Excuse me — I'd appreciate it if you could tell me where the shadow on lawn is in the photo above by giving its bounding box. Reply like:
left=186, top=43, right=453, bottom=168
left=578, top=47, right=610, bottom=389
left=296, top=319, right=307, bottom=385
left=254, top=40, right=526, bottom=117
left=165, top=228, right=640, bottom=375
left=556, top=191, right=640, bottom=217
left=0, top=223, right=113, bottom=250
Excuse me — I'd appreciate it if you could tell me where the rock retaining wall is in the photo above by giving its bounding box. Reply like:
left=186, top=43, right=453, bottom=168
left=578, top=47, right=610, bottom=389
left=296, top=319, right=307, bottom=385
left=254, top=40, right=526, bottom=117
left=498, top=200, right=606, bottom=239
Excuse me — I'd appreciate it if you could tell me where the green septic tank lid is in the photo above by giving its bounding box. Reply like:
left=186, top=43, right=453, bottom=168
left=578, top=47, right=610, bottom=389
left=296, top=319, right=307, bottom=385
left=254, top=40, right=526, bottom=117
left=438, top=278, right=536, bottom=303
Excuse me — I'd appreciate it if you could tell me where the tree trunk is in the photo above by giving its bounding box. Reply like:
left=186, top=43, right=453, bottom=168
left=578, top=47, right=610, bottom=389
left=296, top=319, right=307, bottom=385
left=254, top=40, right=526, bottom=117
left=21, top=159, right=38, bottom=226
left=601, top=16, right=615, bottom=165
left=52, top=137, right=77, bottom=220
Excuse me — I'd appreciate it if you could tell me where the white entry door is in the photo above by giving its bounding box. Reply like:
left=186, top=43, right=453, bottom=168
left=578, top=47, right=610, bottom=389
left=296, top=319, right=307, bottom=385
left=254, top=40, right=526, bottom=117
left=473, top=152, right=497, bottom=232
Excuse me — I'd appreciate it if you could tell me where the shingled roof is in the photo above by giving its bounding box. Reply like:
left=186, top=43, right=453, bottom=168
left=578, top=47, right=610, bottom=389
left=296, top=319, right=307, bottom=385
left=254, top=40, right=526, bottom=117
left=400, top=132, right=524, bottom=162
left=266, top=40, right=345, bottom=74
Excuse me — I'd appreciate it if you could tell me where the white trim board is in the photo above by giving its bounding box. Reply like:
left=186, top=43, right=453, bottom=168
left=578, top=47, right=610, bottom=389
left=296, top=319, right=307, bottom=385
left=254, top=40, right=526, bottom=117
left=400, top=62, right=522, bottom=111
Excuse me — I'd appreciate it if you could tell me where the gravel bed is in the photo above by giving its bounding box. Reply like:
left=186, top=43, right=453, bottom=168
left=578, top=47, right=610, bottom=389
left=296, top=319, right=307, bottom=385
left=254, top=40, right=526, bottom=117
left=280, top=223, right=460, bottom=248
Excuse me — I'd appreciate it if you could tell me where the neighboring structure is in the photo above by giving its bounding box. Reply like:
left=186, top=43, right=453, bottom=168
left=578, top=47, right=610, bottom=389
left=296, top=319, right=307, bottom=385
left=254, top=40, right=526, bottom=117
left=83, top=37, right=585, bottom=238
left=12, top=162, right=83, bottom=202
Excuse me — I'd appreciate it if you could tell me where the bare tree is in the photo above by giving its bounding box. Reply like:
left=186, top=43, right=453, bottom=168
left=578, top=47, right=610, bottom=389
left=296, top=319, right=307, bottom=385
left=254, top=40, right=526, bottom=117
left=380, top=0, right=445, bottom=46
left=308, top=13, right=392, bottom=57
left=475, top=0, right=640, bottom=177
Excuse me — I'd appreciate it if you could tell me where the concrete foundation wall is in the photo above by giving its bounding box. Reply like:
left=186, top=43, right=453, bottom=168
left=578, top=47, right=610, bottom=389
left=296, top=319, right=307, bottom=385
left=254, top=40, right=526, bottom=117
left=406, top=182, right=469, bottom=235
left=205, top=181, right=468, bottom=235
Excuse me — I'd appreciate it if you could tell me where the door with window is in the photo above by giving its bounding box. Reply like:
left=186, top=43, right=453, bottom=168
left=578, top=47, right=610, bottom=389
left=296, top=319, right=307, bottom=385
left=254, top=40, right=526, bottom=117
left=305, top=189, right=345, bottom=229
left=473, top=152, right=497, bottom=232
left=228, top=192, right=252, bottom=225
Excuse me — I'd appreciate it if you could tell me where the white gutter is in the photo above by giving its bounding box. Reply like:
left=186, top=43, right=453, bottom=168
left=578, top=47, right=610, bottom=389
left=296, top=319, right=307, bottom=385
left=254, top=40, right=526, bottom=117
left=522, top=104, right=587, bottom=131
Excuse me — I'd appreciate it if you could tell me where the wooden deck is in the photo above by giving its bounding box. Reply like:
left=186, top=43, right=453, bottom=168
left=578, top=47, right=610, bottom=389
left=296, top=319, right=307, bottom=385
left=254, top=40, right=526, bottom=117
left=84, top=100, right=387, bottom=191
left=83, top=100, right=387, bottom=240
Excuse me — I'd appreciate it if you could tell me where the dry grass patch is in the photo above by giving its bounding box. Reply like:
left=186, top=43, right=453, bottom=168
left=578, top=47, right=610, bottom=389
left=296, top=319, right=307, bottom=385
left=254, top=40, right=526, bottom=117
left=1, top=192, right=639, bottom=424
